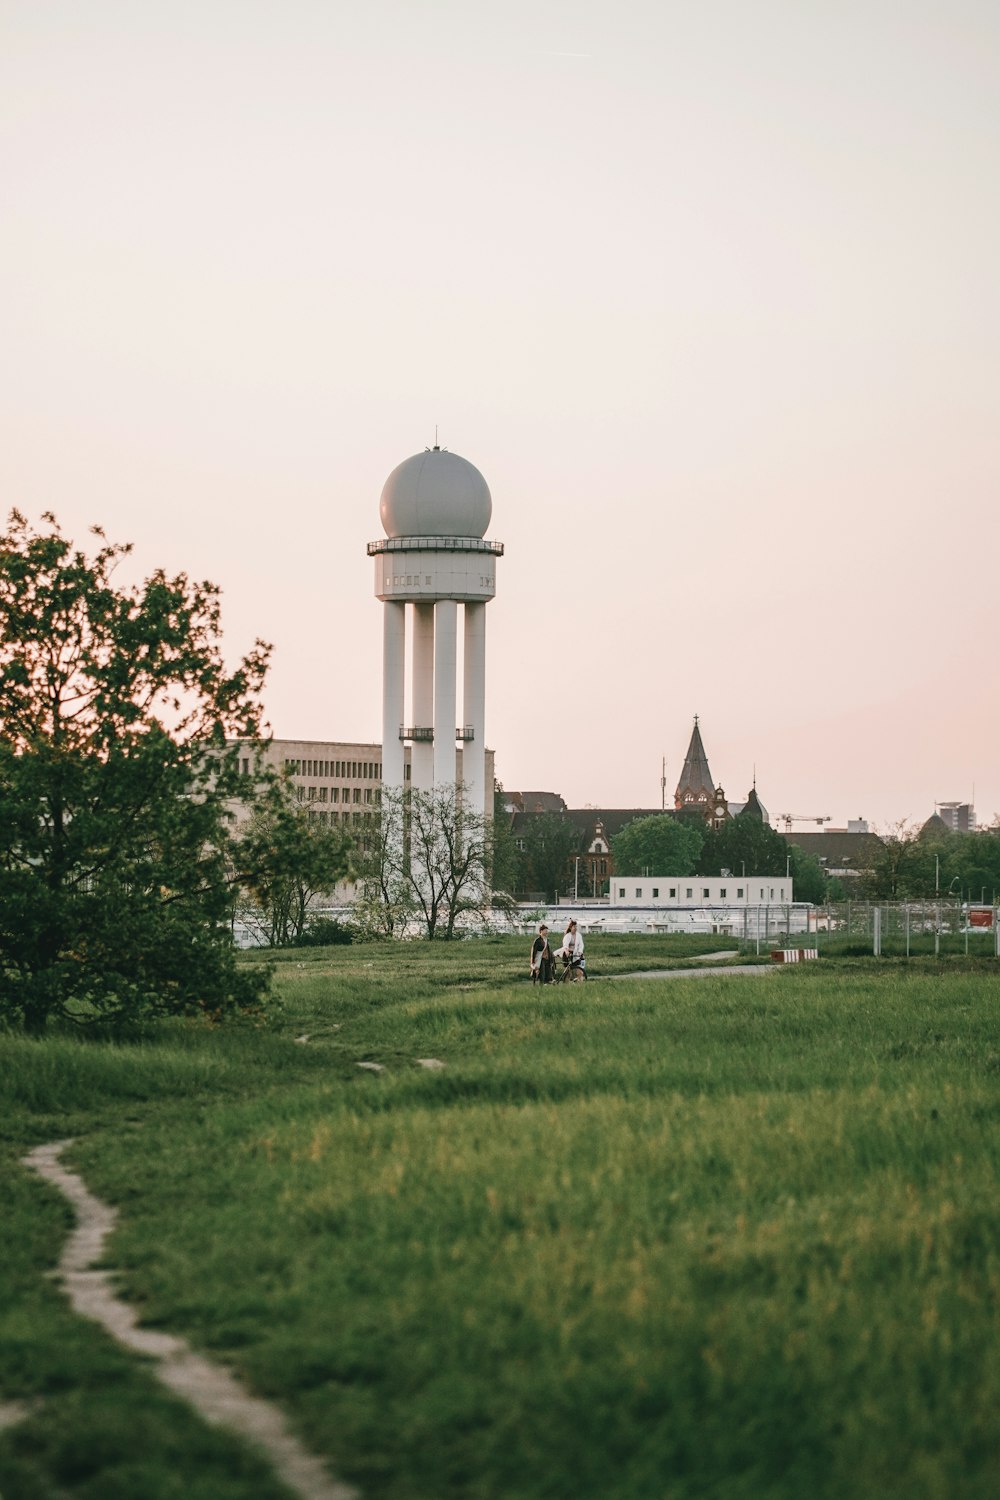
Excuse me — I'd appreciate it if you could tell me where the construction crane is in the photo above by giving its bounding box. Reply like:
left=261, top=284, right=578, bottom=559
left=780, top=814, right=831, bottom=832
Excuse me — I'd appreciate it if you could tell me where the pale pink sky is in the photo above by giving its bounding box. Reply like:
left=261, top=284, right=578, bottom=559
left=3, top=1, right=998, bottom=828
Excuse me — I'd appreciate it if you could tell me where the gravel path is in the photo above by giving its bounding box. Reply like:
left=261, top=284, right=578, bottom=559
left=23, top=1140, right=358, bottom=1500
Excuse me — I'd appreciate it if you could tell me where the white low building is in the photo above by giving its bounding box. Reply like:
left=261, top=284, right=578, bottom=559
left=595, top=875, right=813, bottom=937
left=610, top=875, right=793, bottom=907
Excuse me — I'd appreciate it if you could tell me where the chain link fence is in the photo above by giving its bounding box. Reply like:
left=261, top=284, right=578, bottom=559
left=807, top=901, right=1000, bottom=958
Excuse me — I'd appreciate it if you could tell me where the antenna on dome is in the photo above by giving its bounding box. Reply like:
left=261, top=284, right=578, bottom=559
left=433, top=424, right=440, bottom=451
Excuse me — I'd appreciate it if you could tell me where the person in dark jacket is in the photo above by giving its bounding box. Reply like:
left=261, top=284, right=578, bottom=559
left=530, top=924, right=554, bottom=984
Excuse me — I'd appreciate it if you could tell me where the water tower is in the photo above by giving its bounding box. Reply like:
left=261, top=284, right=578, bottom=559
left=368, top=446, right=503, bottom=819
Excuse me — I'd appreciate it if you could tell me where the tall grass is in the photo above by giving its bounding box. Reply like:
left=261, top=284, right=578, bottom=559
left=4, top=952, right=1000, bottom=1499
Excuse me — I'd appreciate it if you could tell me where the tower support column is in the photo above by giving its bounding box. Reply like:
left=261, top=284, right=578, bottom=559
left=411, top=602, right=435, bottom=792
left=381, top=601, right=405, bottom=794
left=433, top=599, right=457, bottom=792
left=463, top=602, right=487, bottom=818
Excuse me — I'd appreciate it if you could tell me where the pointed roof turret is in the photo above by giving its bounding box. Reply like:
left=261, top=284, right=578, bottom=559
left=919, top=812, right=951, bottom=839
left=674, top=716, right=715, bottom=808
left=741, top=784, right=766, bottom=822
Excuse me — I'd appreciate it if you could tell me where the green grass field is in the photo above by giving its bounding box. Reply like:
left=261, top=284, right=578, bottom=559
left=3, top=936, right=1000, bottom=1499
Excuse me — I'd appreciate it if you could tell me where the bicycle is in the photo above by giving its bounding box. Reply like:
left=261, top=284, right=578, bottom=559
left=556, top=955, right=587, bottom=983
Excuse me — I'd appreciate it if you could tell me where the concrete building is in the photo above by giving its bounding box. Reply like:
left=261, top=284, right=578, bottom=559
left=239, top=737, right=494, bottom=833
left=369, top=445, right=503, bottom=820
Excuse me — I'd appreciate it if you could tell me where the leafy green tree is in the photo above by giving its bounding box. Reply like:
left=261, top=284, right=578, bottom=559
left=889, top=824, right=1000, bottom=902
left=0, top=510, right=273, bottom=1031
left=611, top=815, right=703, bottom=876
left=234, top=786, right=352, bottom=946
left=860, top=822, right=923, bottom=899
left=698, top=814, right=791, bottom=879
left=490, top=782, right=523, bottom=898
left=955, top=830, right=1000, bottom=903
left=675, top=806, right=709, bottom=832
left=522, top=811, right=579, bottom=901
left=787, top=846, right=828, bottom=904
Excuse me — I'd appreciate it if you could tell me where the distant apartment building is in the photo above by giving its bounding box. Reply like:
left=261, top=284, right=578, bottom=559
left=935, top=801, right=976, bottom=833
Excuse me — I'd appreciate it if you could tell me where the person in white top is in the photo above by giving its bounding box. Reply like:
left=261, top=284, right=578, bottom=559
left=561, top=919, right=586, bottom=978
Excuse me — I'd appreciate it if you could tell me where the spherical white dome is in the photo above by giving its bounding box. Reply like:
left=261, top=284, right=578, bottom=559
left=379, top=448, right=492, bottom=539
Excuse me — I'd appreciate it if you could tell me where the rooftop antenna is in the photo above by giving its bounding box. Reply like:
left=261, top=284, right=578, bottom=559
left=433, top=423, right=440, bottom=451
left=661, top=755, right=666, bottom=812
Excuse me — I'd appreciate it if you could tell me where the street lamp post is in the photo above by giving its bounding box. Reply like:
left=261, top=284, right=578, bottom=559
left=946, top=876, right=960, bottom=955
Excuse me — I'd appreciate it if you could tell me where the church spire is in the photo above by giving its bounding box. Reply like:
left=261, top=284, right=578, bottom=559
left=674, top=716, right=715, bottom=809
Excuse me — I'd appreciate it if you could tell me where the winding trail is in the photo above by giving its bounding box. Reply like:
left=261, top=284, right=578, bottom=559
left=23, top=1140, right=358, bottom=1500
left=608, top=961, right=776, bottom=981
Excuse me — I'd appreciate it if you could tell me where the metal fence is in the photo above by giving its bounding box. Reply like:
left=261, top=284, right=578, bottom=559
left=809, top=901, right=1000, bottom=958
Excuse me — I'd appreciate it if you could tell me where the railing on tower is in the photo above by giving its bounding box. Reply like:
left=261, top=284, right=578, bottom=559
left=369, top=537, right=504, bottom=555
